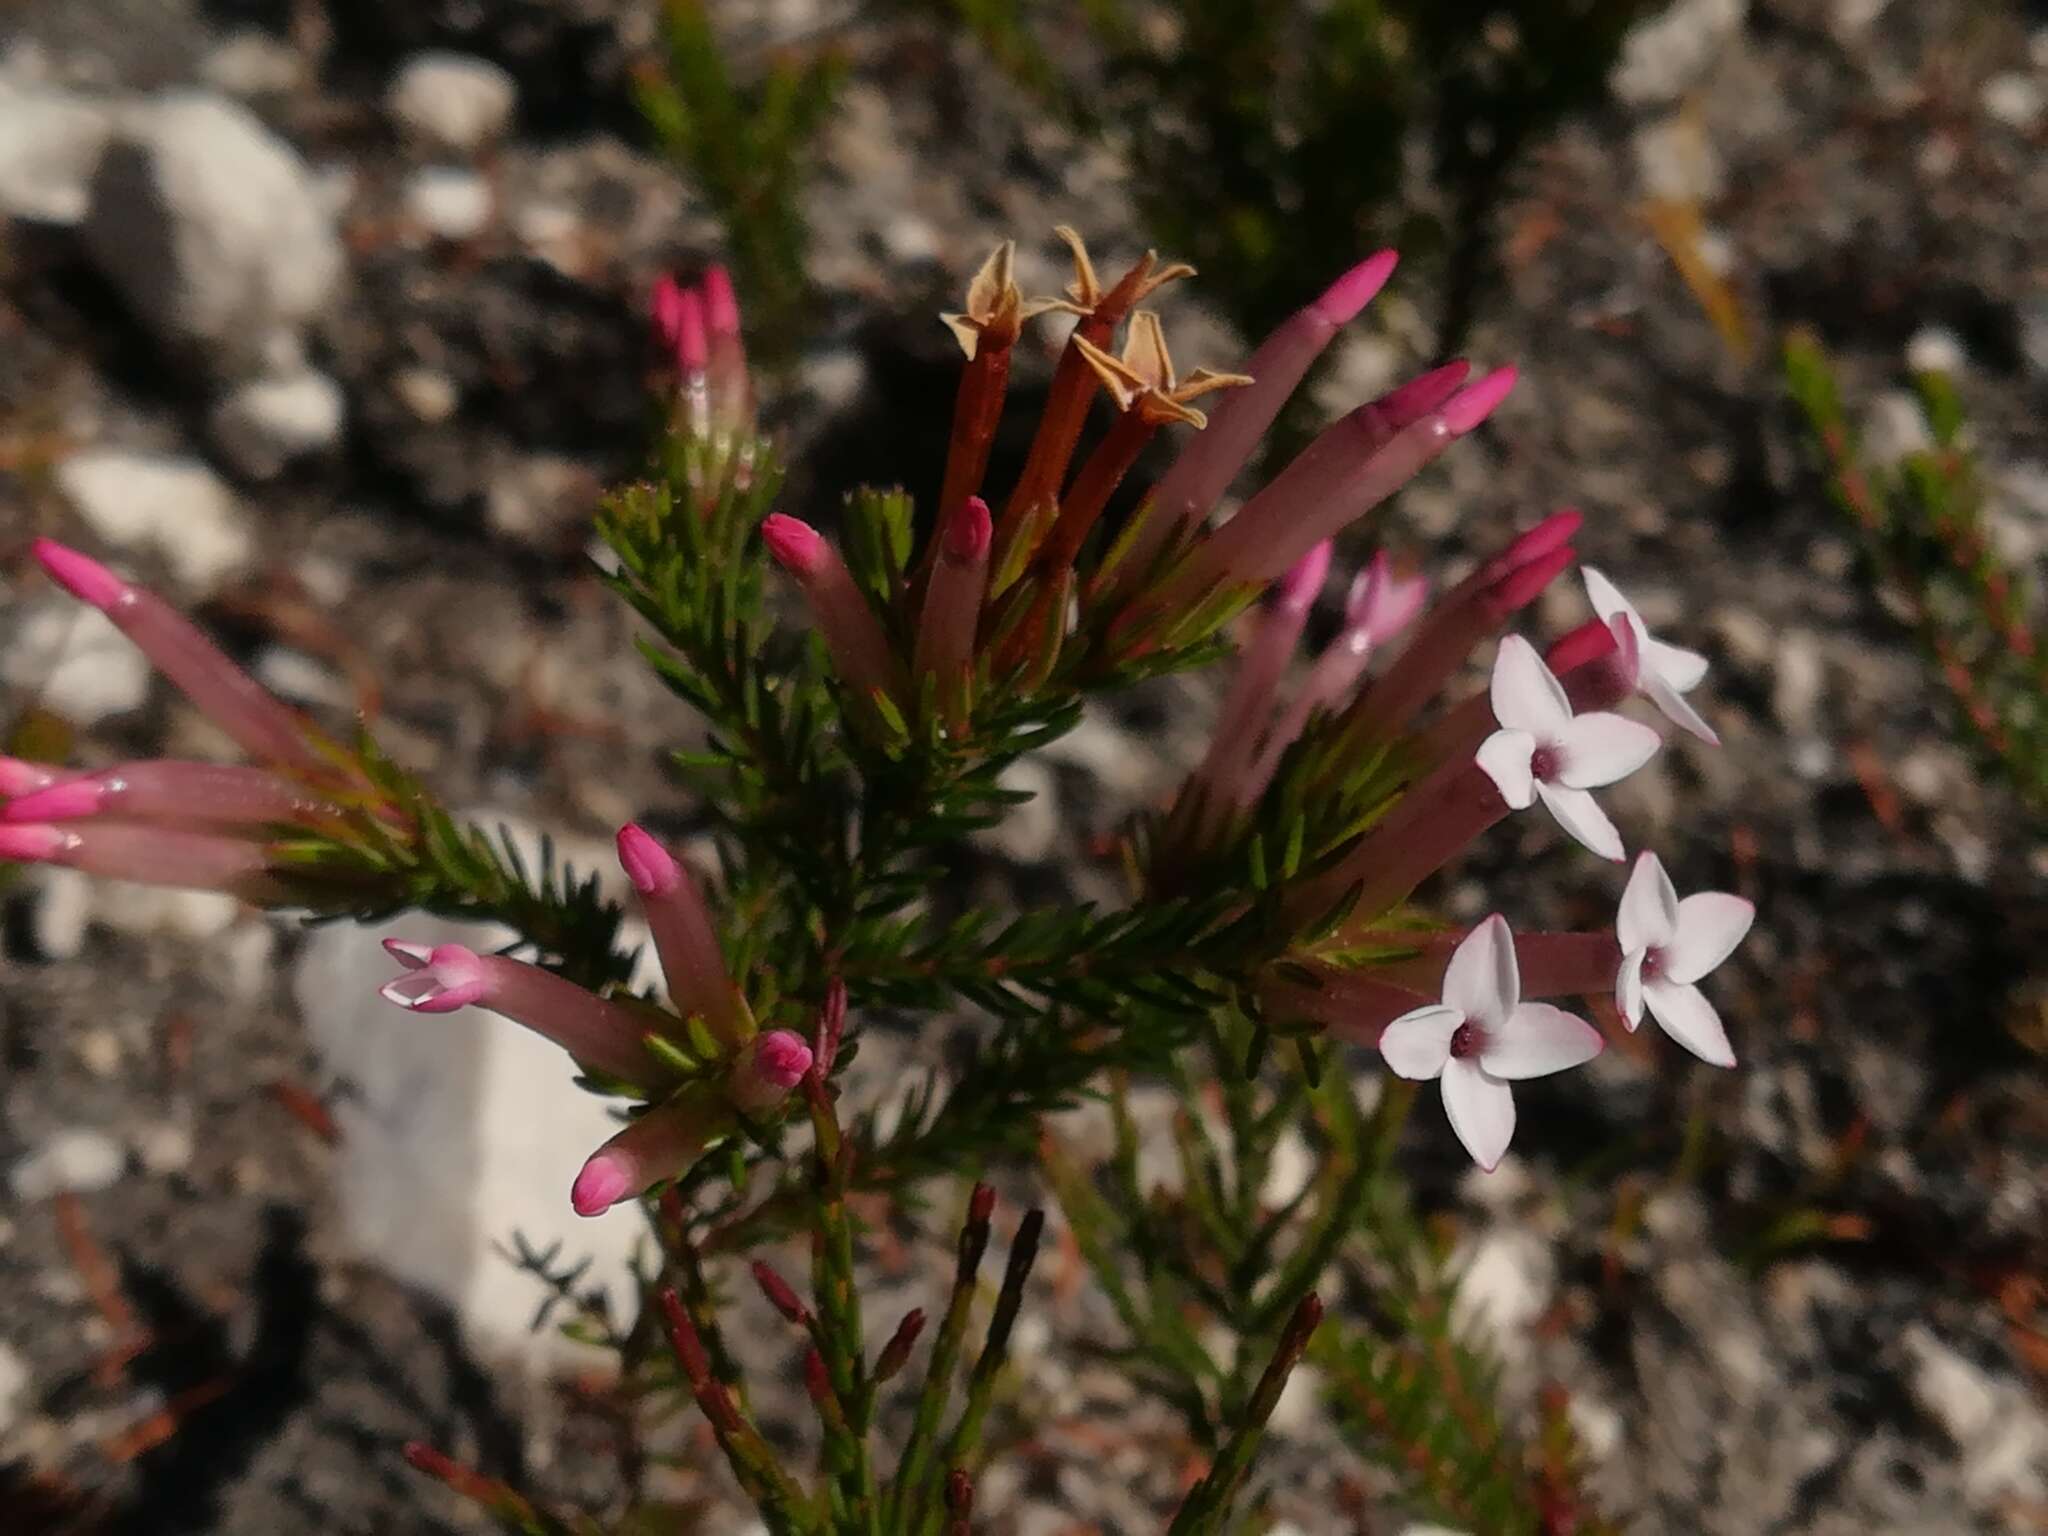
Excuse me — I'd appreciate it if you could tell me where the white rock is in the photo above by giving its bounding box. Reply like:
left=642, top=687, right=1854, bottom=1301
left=53, top=450, right=251, bottom=592
left=27, top=867, right=91, bottom=960
left=387, top=53, right=518, bottom=155
left=201, top=30, right=305, bottom=97
left=1981, top=73, right=2045, bottom=132
left=91, top=885, right=241, bottom=941
left=405, top=166, right=493, bottom=241
left=10, top=1128, right=127, bottom=1200
left=1905, top=326, right=1966, bottom=376
left=1449, top=1227, right=1555, bottom=1366
left=82, top=92, right=343, bottom=372
left=801, top=346, right=866, bottom=413
left=135, top=1119, right=195, bottom=1175
left=1902, top=1324, right=2048, bottom=1505
left=2, top=602, right=151, bottom=724
left=1611, top=0, right=1747, bottom=106
left=0, top=78, right=113, bottom=225
left=392, top=365, right=460, bottom=423
left=969, top=758, right=1059, bottom=864
left=1633, top=113, right=1723, bottom=202
left=1771, top=629, right=1823, bottom=731
left=293, top=912, right=643, bottom=1369
left=209, top=370, right=345, bottom=479
left=0, top=1340, right=27, bottom=1434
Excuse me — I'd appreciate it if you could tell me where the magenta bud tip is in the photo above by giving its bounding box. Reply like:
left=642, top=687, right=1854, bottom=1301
left=32, top=538, right=128, bottom=610
left=1544, top=616, right=1619, bottom=675
left=0, top=824, right=68, bottom=862
left=0, top=778, right=102, bottom=823
left=751, top=1029, right=814, bottom=1089
left=943, top=496, right=994, bottom=562
left=675, top=289, right=708, bottom=373
left=0, top=758, right=62, bottom=798
left=616, top=823, right=682, bottom=897
left=653, top=274, right=686, bottom=337
left=1489, top=544, right=1576, bottom=616
left=761, top=513, right=825, bottom=573
left=703, top=265, right=740, bottom=336
left=571, top=1151, right=634, bottom=1217
left=1277, top=540, right=1333, bottom=614
left=1440, top=365, right=1518, bottom=435
left=1311, top=249, right=1399, bottom=326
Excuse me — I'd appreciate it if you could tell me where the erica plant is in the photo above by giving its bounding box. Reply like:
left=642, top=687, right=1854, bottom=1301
left=4, top=232, right=1751, bottom=1532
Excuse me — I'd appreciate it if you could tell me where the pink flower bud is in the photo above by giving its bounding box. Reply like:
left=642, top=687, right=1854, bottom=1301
left=1276, top=540, right=1333, bottom=617
left=571, top=1152, right=636, bottom=1219
left=0, top=759, right=65, bottom=799
left=616, top=822, right=747, bottom=1046
left=1310, top=249, right=1399, bottom=327
left=674, top=287, right=708, bottom=374
left=1439, top=365, right=1518, bottom=435
left=379, top=940, right=490, bottom=1013
left=33, top=537, right=127, bottom=609
left=0, top=778, right=99, bottom=823
left=652, top=274, right=688, bottom=351
left=732, top=1028, right=813, bottom=1112
left=703, top=265, right=741, bottom=336
left=615, top=821, right=681, bottom=896
left=942, top=495, right=993, bottom=562
left=761, top=513, right=826, bottom=574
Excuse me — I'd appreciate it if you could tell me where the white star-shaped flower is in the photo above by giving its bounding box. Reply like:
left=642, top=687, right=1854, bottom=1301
left=1378, top=914, right=1605, bottom=1171
left=1582, top=567, right=1718, bottom=745
left=1615, top=851, right=1755, bottom=1067
left=1475, top=634, right=1662, bottom=861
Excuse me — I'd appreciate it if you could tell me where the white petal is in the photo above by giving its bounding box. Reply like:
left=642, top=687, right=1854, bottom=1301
left=1476, top=729, right=1536, bottom=809
left=1535, top=781, right=1624, bottom=861
left=1378, top=1004, right=1463, bottom=1080
left=1645, top=980, right=1736, bottom=1067
left=1617, top=947, right=1646, bottom=1028
left=1442, top=914, right=1518, bottom=1028
left=1644, top=674, right=1719, bottom=745
left=1580, top=566, right=1637, bottom=628
left=1644, top=637, right=1708, bottom=693
left=1664, top=893, right=1755, bottom=985
left=1442, top=1059, right=1516, bottom=1172
left=1489, top=634, right=1572, bottom=738
left=1557, top=712, right=1661, bottom=788
left=380, top=973, right=439, bottom=1008
left=1484, top=1003, right=1605, bottom=1079
left=1617, top=850, right=1679, bottom=953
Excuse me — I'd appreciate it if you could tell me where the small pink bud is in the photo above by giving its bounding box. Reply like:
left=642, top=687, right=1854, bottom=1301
left=652, top=274, right=687, bottom=348
left=1, top=778, right=104, bottom=823
left=0, top=824, right=69, bottom=862
left=0, top=759, right=63, bottom=798
left=675, top=288, right=708, bottom=373
left=1489, top=508, right=1582, bottom=576
left=616, top=822, right=682, bottom=897
left=1486, top=544, right=1576, bottom=618
left=571, top=1150, right=635, bottom=1217
left=1545, top=616, right=1619, bottom=676
left=1277, top=540, right=1333, bottom=616
left=1439, top=365, right=1518, bottom=435
left=752, top=1029, right=813, bottom=1090
left=32, top=538, right=129, bottom=611
left=1347, top=552, right=1429, bottom=646
left=1310, top=249, right=1399, bottom=326
left=703, top=265, right=740, bottom=336
left=942, top=496, right=993, bottom=562
left=1375, top=360, right=1470, bottom=423
left=761, top=513, right=826, bottom=574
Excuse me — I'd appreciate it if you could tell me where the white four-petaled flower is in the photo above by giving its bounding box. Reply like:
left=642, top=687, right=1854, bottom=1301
left=1582, top=567, right=1718, bottom=745
left=1476, top=634, right=1662, bottom=861
left=1378, top=914, right=1605, bottom=1171
left=1616, top=851, right=1754, bottom=1067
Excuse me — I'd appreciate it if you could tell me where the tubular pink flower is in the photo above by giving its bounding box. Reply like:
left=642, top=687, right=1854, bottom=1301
left=673, top=287, right=709, bottom=374
left=32, top=539, right=335, bottom=774
left=1290, top=757, right=1512, bottom=924
left=1259, top=968, right=1431, bottom=1046
left=1615, top=851, right=1753, bottom=1066
left=1170, top=363, right=1513, bottom=595
left=378, top=940, right=662, bottom=1084
left=1368, top=930, right=1622, bottom=999
left=1181, top=541, right=1330, bottom=834
left=913, top=496, right=992, bottom=730
left=615, top=824, right=747, bottom=1048
left=1350, top=510, right=1582, bottom=747
left=0, top=821, right=282, bottom=897
left=0, top=758, right=70, bottom=798
left=652, top=274, right=688, bottom=353
left=730, top=1028, right=813, bottom=1113
left=1126, top=251, right=1400, bottom=578
left=1412, top=620, right=1640, bottom=784
left=761, top=515, right=908, bottom=709
left=571, top=1096, right=715, bottom=1217
left=1378, top=914, right=1604, bottom=1170
left=1, top=760, right=338, bottom=828
left=1237, top=554, right=1429, bottom=805
left=1475, top=636, right=1661, bottom=861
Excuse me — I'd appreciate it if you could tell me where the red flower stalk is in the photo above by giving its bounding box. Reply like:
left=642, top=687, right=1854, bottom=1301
left=1, top=760, right=341, bottom=830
